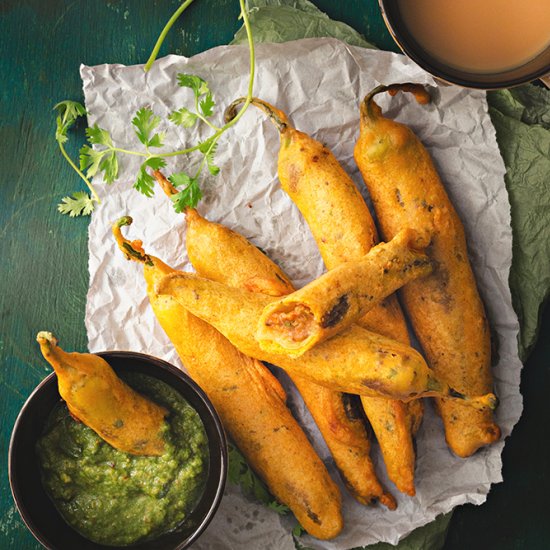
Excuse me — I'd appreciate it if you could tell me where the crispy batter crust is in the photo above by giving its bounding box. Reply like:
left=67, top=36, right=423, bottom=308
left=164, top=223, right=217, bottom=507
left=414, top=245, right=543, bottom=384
left=156, top=272, right=495, bottom=407
left=186, top=209, right=396, bottom=507
left=275, top=116, right=421, bottom=496
left=37, top=333, right=167, bottom=456
left=114, top=222, right=343, bottom=539
left=257, top=229, right=432, bottom=359
left=354, top=86, right=500, bottom=457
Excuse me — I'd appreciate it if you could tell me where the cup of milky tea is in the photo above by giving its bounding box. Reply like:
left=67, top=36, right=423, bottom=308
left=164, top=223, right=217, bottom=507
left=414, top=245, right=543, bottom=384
left=379, top=0, right=550, bottom=89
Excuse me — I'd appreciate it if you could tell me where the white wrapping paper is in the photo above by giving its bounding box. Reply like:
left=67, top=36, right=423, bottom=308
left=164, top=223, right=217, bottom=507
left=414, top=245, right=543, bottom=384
left=82, top=38, right=523, bottom=549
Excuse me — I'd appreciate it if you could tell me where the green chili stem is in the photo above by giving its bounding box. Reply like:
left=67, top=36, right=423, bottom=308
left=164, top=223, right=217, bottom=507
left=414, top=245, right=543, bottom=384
left=144, top=0, right=196, bottom=72
left=225, top=97, right=288, bottom=132
left=362, top=83, right=431, bottom=120
left=362, top=84, right=389, bottom=120
left=58, top=141, right=101, bottom=204
left=112, top=216, right=154, bottom=266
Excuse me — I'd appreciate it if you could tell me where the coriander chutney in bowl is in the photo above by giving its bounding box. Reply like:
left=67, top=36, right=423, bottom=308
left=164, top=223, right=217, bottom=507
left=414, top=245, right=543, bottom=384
left=9, top=351, right=227, bottom=550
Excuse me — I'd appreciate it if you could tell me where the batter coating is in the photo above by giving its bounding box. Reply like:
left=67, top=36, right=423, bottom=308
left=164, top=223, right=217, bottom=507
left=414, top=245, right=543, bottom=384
left=354, top=84, right=501, bottom=457
left=113, top=217, right=343, bottom=539
left=257, top=228, right=432, bottom=356
left=182, top=204, right=395, bottom=508
left=225, top=98, right=423, bottom=496
left=156, top=271, right=497, bottom=410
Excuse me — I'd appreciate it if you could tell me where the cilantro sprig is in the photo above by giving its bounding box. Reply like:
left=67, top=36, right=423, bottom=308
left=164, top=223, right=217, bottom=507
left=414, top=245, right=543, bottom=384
left=228, top=442, right=290, bottom=515
left=57, top=191, right=95, bottom=217
left=54, top=101, right=99, bottom=216
left=172, top=74, right=216, bottom=129
left=132, top=108, right=165, bottom=148
left=228, top=442, right=308, bottom=542
left=55, top=0, right=255, bottom=217
left=80, top=125, right=119, bottom=184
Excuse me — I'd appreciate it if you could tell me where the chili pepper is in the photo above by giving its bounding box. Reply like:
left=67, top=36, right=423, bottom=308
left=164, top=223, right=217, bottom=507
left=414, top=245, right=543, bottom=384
left=170, top=194, right=396, bottom=508
left=112, top=217, right=343, bottom=540
left=257, top=228, right=432, bottom=356
left=354, top=83, right=500, bottom=457
left=225, top=98, right=422, bottom=496
left=156, top=271, right=498, bottom=412
left=36, top=331, right=167, bottom=456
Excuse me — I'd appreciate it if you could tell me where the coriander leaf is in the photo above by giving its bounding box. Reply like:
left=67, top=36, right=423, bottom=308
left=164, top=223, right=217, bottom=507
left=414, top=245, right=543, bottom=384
left=134, top=164, right=155, bottom=198
left=55, top=118, right=69, bottom=145
left=226, top=442, right=289, bottom=514
left=132, top=107, right=163, bottom=147
left=169, top=107, right=198, bottom=128
left=206, top=159, right=219, bottom=176
left=81, top=125, right=117, bottom=181
left=100, top=151, right=119, bottom=184
left=169, top=171, right=194, bottom=188
left=227, top=443, right=247, bottom=485
left=199, top=92, right=215, bottom=117
left=54, top=100, right=87, bottom=123
left=86, top=124, right=114, bottom=147
left=54, top=100, right=86, bottom=143
left=145, top=157, right=167, bottom=171
left=146, top=131, right=165, bottom=148
left=199, top=139, right=220, bottom=176
left=292, top=524, right=306, bottom=538
left=268, top=501, right=291, bottom=516
left=169, top=171, right=202, bottom=211
left=79, top=144, right=105, bottom=178
left=177, top=73, right=209, bottom=97
left=133, top=157, right=167, bottom=197
left=240, top=468, right=256, bottom=492
left=57, top=191, right=95, bottom=217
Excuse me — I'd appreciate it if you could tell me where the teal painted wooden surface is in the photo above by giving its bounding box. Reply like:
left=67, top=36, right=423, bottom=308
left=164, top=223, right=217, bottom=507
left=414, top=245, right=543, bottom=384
left=0, top=1, right=548, bottom=548
left=0, top=2, right=240, bottom=547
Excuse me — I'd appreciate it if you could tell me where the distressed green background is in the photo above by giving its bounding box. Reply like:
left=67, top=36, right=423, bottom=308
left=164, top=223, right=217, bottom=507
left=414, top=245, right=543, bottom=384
left=1, top=1, right=548, bottom=548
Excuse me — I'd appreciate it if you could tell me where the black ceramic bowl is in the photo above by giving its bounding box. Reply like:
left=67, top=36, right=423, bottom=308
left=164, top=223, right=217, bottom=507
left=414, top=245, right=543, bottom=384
left=9, top=351, right=227, bottom=550
left=379, top=0, right=550, bottom=89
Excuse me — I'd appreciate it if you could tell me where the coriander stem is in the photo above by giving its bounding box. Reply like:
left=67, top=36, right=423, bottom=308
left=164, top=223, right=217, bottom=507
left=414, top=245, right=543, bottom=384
left=197, top=114, right=221, bottom=131
left=195, top=95, right=221, bottom=131
left=144, top=0, right=196, bottom=72
left=142, top=0, right=254, bottom=160
left=111, top=147, right=148, bottom=157
left=218, top=0, right=255, bottom=131
left=159, top=143, right=205, bottom=158
left=194, top=151, right=208, bottom=178
left=58, top=141, right=101, bottom=204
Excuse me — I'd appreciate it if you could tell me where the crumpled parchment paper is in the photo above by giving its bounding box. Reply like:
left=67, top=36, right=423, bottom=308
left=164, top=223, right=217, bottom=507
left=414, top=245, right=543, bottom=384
left=82, top=38, right=523, bottom=549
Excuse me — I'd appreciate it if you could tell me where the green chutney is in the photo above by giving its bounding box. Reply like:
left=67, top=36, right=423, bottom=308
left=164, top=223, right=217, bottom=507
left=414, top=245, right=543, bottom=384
left=36, top=373, right=209, bottom=546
